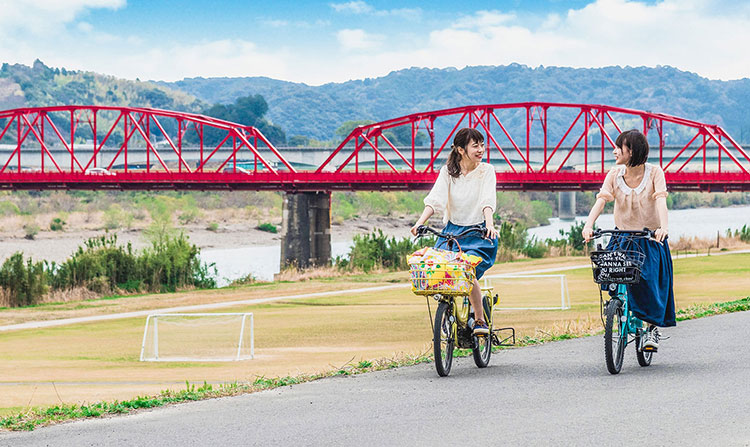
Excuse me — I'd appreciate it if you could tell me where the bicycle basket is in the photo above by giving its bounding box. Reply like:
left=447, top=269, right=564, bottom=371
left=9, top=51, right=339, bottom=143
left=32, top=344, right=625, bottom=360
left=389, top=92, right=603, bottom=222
left=590, top=249, right=646, bottom=284
left=409, top=261, right=476, bottom=296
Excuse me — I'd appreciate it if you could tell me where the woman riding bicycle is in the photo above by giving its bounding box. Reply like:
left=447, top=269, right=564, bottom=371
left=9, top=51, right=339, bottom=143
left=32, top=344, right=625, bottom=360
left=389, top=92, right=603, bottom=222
left=411, top=128, right=499, bottom=336
left=582, top=129, right=676, bottom=351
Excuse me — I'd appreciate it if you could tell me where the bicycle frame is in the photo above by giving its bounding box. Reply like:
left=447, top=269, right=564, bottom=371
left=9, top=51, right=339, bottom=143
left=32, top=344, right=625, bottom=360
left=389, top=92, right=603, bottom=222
left=430, top=290, right=487, bottom=349
left=604, top=283, right=644, bottom=345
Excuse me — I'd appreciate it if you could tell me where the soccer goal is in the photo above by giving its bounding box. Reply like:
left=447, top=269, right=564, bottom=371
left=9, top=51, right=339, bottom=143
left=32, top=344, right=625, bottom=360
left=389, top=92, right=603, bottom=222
left=483, top=274, right=571, bottom=310
left=139, top=313, right=254, bottom=362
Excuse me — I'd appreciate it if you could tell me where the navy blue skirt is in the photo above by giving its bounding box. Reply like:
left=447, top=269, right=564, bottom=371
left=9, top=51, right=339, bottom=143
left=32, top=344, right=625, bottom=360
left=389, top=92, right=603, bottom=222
left=607, top=235, right=676, bottom=327
left=434, top=221, right=498, bottom=279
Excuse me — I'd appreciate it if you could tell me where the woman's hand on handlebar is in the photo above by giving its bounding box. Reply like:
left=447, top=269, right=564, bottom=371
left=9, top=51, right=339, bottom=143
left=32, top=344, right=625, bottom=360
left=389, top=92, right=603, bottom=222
left=582, top=226, right=594, bottom=243
left=410, top=223, right=423, bottom=237
left=485, top=224, right=498, bottom=239
left=654, top=227, right=668, bottom=243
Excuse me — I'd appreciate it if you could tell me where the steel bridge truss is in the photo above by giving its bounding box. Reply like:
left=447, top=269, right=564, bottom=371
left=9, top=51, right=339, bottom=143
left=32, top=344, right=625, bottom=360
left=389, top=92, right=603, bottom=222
left=0, top=103, right=748, bottom=191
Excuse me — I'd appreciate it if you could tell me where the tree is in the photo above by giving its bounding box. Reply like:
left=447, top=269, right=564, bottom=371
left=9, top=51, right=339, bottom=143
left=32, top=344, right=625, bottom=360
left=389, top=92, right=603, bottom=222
left=198, top=95, right=286, bottom=146
left=335, top=120, right=375, bottom=139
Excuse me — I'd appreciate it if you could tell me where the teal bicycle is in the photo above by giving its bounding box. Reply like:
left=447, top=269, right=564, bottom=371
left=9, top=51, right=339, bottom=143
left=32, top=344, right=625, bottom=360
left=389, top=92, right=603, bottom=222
left=590, top=229, right=656, bottom=375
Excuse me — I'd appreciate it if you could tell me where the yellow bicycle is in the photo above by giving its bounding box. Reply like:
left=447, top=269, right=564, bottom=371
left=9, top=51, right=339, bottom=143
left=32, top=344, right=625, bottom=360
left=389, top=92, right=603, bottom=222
left=411, top=225, right=515, bottom=377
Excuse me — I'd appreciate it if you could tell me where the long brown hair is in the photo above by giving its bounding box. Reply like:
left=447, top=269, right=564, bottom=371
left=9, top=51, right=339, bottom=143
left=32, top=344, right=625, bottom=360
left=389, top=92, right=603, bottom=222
left=447, top=128, right=484, bottom=178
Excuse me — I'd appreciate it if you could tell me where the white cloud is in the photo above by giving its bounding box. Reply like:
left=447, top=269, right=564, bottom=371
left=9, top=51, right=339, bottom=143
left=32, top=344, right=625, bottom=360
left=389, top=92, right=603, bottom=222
left=0, top=0, right=124, bottom=34
left=323, top=0, right=750, bottom=83
left=330, top=1, right=421, bottom=19
left=1, top=0, right=749, bottom=86
left=336, top=29, right=384, bottom=51
left=330, top=1, right=373, bottom=14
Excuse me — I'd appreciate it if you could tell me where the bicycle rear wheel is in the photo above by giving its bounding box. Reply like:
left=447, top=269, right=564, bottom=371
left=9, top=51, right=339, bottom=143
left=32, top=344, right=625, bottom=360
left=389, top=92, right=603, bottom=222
left=433, top=301, right=454, bottom=377
left=635, top=328, right=653, bottom=367
left=472, top=296, right=492, bottom=368
left=604, top=299, right=626, bottom=374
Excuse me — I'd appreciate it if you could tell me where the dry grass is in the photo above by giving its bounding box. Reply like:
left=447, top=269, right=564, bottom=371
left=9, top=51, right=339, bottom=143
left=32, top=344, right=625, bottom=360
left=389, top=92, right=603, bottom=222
left=670, top=233, right=749, bottom=251
left=273, top=265, right=371, bottom=282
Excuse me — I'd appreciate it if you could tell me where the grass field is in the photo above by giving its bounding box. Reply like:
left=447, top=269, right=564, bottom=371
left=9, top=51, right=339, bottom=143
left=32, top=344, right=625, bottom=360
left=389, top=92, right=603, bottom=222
left=1, top=252, right=749, bottom=416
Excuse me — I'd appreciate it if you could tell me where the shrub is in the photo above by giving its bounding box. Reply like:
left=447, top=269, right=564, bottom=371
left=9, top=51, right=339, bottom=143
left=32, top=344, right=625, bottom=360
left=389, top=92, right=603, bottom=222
left=206, top=222, right=219, bottom=232
left=0, top=201, right=20, bottom=216
left=0, top=253, right=48, bottom=307
left=256, top=223, right=277, bottom=233
left=0, top=233, right=217, bottom=307
left=178, top=207, right=201, bottom=225
left=23, top=224, right=40, bottom=240
left=336, top=230, right=435, bottom=272
left=523, top=237, right=548, bottom=258
left=103, top=204, right=125, bottom=230
left=50, top=217, right=66, bottom=232
left=736, top=224, right=750, bottom=242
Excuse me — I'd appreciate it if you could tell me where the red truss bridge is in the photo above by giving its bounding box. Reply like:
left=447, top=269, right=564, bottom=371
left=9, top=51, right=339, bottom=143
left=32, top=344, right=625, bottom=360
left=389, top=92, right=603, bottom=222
left=0, top=103, right=748, bottom=191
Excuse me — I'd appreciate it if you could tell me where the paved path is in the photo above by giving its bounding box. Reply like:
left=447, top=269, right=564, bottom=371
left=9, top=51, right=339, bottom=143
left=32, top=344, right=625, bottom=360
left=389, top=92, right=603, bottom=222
left=3, top=311, right=749, bottom=446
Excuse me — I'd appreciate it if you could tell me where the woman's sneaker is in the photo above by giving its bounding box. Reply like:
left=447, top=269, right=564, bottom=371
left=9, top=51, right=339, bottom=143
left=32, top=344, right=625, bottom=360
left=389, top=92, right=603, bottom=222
left=643, top=326, right=660, bottom=352
left=473, top=320, right=490, bottom=336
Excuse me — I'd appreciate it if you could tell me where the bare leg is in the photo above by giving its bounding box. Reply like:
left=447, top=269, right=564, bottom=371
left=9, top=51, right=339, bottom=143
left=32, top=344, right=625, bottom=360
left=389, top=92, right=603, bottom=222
left=469, top=277, right=485, bottom=324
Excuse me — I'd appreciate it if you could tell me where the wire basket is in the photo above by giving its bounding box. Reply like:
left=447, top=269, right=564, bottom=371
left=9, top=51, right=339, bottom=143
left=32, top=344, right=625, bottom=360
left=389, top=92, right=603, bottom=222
left=590, top=249, right=646, bottom=284
left=409, top=261, right=476, bottom=296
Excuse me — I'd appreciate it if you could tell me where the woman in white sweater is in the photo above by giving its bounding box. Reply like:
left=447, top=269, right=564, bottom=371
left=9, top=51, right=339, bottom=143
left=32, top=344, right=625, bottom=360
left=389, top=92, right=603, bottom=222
left=411, top=128, right=499, bottom=335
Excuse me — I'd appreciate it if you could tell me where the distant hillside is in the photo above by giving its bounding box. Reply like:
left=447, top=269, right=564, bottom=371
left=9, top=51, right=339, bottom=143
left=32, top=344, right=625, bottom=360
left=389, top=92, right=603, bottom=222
left=3, top=60, right=750, bottom=145
left=0, top=59, right=201, bottom=112
left=164, top=65, right=750, bottom=142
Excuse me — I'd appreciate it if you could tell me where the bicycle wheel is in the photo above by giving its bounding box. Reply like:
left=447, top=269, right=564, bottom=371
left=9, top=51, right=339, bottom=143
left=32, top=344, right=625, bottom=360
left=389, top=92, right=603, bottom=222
left=472, top=296, right=492, bottom=368
left=433, top=301, right=454, bottom=377
left=604, top=299, right=626, bottom=374
left=635, top=328, right=653, bottom=367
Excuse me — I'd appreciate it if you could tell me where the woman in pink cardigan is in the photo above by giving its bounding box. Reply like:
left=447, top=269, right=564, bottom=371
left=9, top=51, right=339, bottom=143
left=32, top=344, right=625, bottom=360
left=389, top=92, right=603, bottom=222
left=582, top=129, right=676, bottom=352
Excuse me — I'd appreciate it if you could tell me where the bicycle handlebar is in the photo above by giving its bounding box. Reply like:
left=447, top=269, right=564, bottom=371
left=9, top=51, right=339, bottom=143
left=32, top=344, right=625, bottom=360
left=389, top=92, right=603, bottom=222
left=591, top=228, right=656, bottom=239
left=415, top=224, right=488, bottom=241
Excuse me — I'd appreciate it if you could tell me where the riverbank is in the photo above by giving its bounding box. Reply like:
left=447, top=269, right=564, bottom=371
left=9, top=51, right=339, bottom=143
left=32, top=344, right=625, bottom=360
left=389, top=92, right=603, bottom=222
left=0, top=214, right=413, bottom=264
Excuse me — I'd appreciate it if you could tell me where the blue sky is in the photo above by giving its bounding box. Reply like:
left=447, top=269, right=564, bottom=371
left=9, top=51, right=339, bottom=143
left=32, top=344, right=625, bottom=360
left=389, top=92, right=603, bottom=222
left=0, top=0, right=748, bottom=84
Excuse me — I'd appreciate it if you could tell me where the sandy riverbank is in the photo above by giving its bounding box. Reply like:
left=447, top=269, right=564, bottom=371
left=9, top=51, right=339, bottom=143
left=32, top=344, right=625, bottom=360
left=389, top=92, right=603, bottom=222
left=0, top=215, right=415, bottom=263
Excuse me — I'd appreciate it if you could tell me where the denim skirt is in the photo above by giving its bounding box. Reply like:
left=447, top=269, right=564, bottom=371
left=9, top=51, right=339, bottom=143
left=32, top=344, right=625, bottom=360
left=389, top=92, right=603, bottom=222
left=607, top=235, right=676, bottom=327
left=434, top=221, right=498, bottom=279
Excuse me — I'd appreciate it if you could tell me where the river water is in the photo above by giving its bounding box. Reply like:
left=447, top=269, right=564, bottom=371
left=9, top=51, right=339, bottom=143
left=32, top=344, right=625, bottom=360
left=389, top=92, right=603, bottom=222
left=200, top=205, right=750, bottom=285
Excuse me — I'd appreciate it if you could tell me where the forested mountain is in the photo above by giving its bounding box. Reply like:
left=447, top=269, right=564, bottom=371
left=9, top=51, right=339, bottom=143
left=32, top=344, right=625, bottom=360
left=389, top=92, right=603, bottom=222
left=3, top=60, right=750, bottom=145
left=164, top=65, right=750, bottom=143
left=0, top=59, right=201, bottom=112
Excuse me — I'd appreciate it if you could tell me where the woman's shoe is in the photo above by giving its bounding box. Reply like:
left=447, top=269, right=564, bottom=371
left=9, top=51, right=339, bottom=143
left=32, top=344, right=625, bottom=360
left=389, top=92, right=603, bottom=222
left=643, top=326, right=660, bottom=352
left=473, top=320, right=489, bottom=336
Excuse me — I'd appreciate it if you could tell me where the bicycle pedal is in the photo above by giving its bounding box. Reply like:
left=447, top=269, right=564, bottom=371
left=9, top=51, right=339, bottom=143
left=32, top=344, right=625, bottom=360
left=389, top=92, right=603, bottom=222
left=642, top=346, right=658, bottom=352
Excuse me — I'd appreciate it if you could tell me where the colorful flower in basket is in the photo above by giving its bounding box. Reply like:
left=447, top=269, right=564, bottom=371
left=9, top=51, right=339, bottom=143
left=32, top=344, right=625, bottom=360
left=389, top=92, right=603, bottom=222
left=407, top=247, right=482, bottom=267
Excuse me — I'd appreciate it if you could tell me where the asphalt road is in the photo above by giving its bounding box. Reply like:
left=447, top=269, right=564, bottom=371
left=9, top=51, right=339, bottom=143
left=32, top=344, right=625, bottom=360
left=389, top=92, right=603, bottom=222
left=3, top=311, right=750, bottom=446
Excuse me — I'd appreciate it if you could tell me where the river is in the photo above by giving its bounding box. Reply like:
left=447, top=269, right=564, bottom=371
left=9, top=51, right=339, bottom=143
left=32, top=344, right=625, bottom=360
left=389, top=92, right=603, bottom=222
left=200, top=205, right=750, bottom=285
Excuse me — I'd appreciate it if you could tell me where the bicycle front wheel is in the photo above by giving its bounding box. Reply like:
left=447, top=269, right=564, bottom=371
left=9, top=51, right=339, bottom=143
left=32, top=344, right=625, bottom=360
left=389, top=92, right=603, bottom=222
left=604, top=299, right=626, bottom=374
left=433, top=301, right=455, bottom=377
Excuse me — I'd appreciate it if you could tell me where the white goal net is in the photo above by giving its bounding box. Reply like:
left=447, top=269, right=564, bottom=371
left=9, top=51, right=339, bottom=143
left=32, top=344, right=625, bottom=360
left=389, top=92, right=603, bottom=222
left=140, top=313, right=254, bottom=362
left=482, top=274, right=571, bottom=310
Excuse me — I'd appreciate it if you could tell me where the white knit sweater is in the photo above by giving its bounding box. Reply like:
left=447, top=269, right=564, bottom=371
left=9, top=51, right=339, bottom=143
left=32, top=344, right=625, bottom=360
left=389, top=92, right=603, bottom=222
left=423, top=163, right=497, bottom=226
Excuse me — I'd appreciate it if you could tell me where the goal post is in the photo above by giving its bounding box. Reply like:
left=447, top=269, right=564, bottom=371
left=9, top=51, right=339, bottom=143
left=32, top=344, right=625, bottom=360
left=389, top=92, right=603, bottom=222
left=140, top=313, right=254, bottom=362
left=482, top=274, right=571, bottom=310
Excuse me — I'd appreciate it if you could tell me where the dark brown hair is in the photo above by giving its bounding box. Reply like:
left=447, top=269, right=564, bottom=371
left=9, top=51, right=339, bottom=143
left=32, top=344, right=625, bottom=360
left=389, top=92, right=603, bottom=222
left=447, top=127, right=484, bottom=178
left=616, top=129, right=649, bottom=167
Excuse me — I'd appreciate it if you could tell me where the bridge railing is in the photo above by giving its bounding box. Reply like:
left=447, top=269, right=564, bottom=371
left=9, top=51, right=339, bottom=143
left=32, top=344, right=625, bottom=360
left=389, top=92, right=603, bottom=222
left=0, top=103, right=748, bottom=191
left=318, top=103, right=750, bottom=180
left=0, top=106, right=295, bottom=176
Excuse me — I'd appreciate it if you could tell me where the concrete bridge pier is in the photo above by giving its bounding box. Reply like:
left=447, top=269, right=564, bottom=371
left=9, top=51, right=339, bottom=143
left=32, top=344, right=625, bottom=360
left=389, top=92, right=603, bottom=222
left=558, top=191, right=576, bottom=220
left=280, top=191, right=331, bottom=269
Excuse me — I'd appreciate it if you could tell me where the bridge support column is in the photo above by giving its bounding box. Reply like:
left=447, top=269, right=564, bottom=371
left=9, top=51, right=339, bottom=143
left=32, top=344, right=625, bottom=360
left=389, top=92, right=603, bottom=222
left=280, top=191, right=331, bottom=269
left=558, top=191, right=576, bottom=220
